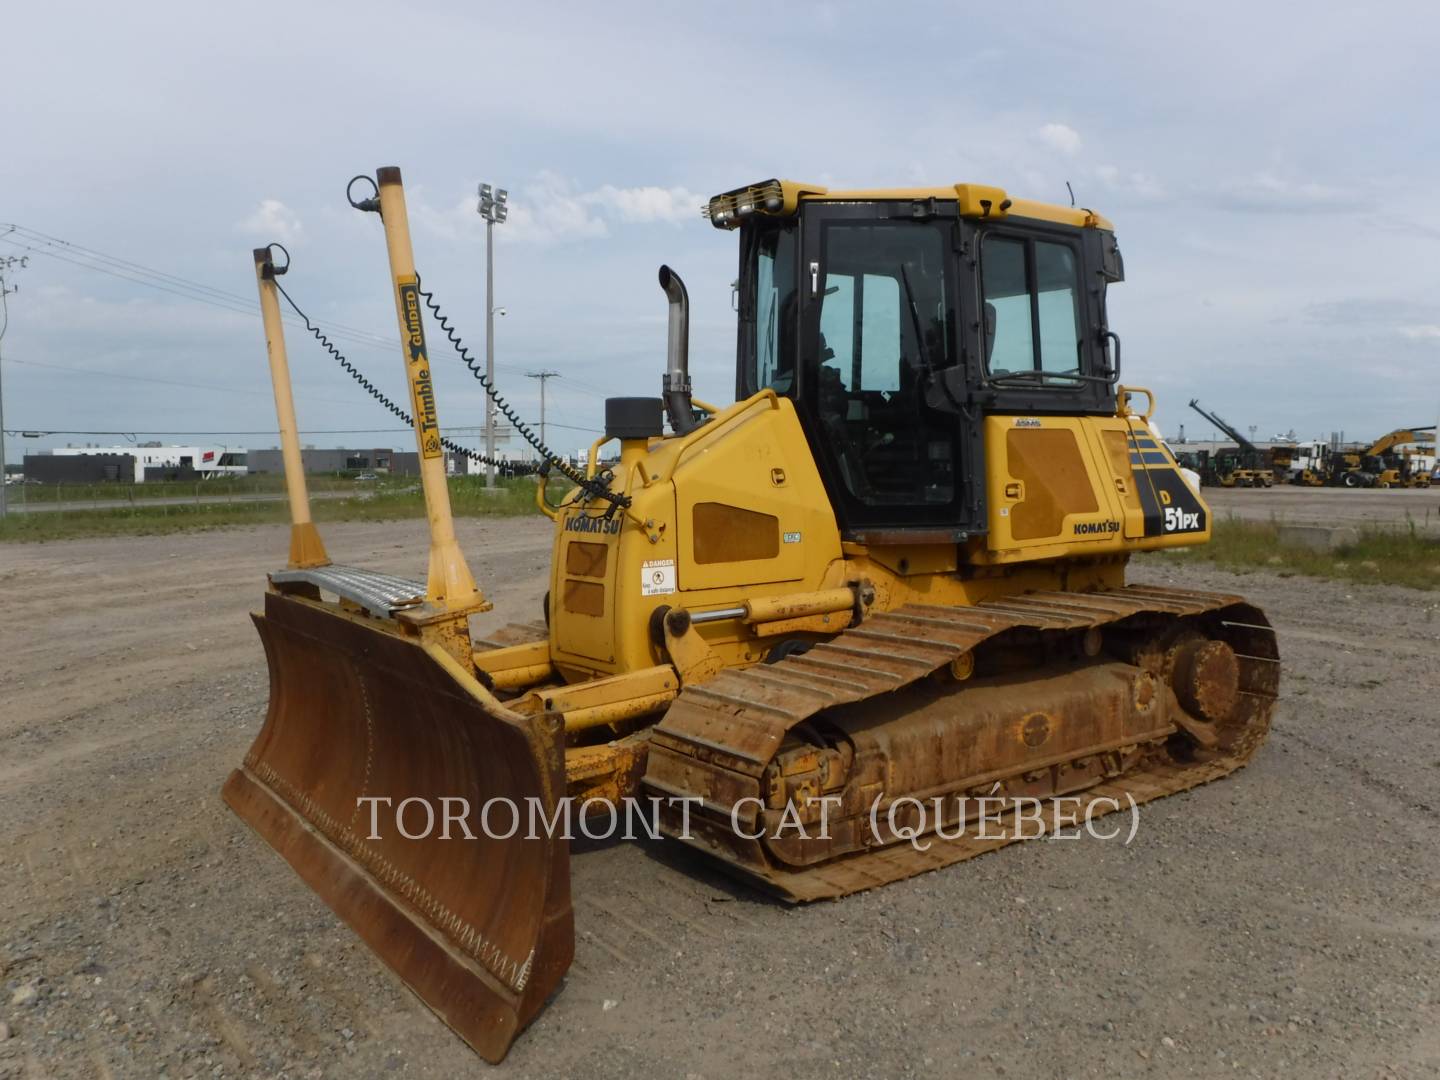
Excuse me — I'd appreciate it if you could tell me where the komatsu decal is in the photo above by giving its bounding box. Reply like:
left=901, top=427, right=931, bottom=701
left=1072, top=519, right=1121, bottom=536
left=564, top=514, right=622, bottom=535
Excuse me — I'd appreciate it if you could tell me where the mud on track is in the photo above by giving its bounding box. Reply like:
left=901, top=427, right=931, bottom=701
left=1, top=518, right=1437, bottom=1078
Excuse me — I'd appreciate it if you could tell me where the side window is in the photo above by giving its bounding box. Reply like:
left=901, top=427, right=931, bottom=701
left=750, top=227, right=798, bottom=395
left=818, top=274, right=855, bottom=389
left=858, top=273, right=901, bottom=392
left=816, top=272, right=902, bottom=393
left=980, top=237, right=1033, bottom=374
left=981, top=234, right=1084, bottom=380
left=1035, top=242, right=1081, bottom=374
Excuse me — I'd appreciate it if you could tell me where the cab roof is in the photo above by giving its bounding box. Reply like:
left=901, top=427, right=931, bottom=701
left=704, top=179, right=1113, bottom=231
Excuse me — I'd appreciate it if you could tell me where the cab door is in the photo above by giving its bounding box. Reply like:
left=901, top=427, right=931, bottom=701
left=794, top=200, right=983, bottom=538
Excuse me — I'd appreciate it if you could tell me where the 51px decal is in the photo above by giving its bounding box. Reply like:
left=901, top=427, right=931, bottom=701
left=1164, top=506, right=1201, bottom=532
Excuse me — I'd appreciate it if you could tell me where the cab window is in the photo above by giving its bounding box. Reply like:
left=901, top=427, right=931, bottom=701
left=742, top=225, right=799, bottom=396
left=981, top=235, right=1084, bottom=380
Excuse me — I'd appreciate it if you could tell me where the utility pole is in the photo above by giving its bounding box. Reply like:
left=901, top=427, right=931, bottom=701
left=526, top=370, right=559, bottom=461
left=477, top=182, right=509, bottom=488
left=0, top=251, right=29, bottom=520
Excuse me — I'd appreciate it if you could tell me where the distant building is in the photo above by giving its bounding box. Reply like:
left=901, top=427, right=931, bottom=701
left=24, top=452, right=136, bottom=484
left=28, top=444, right=246, bottom=483
left=247, top=448, right=395, bottom=475
left=246, top=446, right=495, bottom=477
left=390, top=451, right=472, bottom=477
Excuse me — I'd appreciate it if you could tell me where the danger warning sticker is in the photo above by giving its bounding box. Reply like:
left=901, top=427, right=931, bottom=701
left=641, top=559, right=676, bottom=596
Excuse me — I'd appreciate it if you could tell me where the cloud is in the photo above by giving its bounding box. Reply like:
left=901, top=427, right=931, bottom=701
left=1210, top=171, right=1350, bottom=213
left=1303, top=298, right=1436, bottom=326
left=1036, top=122, right=1082, bottom=155
left=1094, top=164, right=1166, bottom=200
left=503, top=172, right=611, bottom=244
left=412, top=172, right=704, bottom=247
left=237, top=199, right=303, bottom=243
left=1399, top=324, right=1440, bottom=341
left=589, top=184, right=702, bottom=224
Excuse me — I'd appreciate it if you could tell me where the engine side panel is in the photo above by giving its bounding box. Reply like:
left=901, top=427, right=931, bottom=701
left=980, top=414, right=1211, bottom=563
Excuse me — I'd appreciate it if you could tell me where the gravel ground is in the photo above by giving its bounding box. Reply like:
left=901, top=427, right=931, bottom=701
left=1203, top=485, right=1440, bottom=534
left=1, top=517, right=1437, bottom=1079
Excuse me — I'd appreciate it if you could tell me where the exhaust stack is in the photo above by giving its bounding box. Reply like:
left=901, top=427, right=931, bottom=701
left=658, top=265, right=698, bottom=435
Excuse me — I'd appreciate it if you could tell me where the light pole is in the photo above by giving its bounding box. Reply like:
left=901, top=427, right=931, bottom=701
left=526, top=370, right=559, bottom=461
left=0, top=252, right=28, bottom=520
left=477, top=182, right=509, bottom=488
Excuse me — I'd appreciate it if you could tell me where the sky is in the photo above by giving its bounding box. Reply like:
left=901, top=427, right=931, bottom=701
left=4, top=0, right=1440, bottom=469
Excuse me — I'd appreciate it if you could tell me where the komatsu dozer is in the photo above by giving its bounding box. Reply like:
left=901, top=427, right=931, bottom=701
left=224, top=168, right=1279, bottom=1062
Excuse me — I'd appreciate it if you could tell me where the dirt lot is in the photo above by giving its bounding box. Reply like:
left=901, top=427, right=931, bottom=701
left=1204, top=484, right=1440, bottom=535
left=2, top=518, right=1438, bottom=1079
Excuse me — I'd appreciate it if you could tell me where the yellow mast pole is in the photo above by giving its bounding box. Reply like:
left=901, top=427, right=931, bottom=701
left=253, top=247, right=330, bottom=569
left=372, top=166, right=483, bottom=611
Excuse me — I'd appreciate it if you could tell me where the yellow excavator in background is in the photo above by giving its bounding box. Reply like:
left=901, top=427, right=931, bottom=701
left=1336, top=426, right=1435, bottom=488
left=224, top=169, right=1279, bottom=1062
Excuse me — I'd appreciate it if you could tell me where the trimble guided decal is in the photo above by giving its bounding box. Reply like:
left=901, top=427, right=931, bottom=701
left=399, top=278, right=442, bottom=459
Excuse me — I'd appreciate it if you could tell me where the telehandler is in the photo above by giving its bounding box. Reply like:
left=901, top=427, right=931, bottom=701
left=224, top=168, right=1279, bottom=1062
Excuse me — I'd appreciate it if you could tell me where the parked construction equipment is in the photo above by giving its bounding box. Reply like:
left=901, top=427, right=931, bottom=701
left=1186, top=399, right=1274, bottom=487
left=224, top=169, right=1279, bottom=1062
left=1333, top=426, right=1435, bottom=488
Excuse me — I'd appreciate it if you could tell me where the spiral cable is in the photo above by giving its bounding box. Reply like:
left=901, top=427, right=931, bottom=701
left=416, top=282, right=627, bottom=507
left=270, top=278, right=537, bottom=476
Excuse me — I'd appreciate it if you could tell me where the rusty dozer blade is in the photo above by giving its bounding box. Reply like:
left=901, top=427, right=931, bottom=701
left=222, top=591, right=573, bottom=1063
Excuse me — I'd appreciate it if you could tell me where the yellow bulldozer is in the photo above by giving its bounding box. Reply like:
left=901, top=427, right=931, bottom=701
left=224, top=168, right=1279, bottom=1062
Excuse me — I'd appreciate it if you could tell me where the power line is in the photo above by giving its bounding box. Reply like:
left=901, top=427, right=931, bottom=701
left=0, top=225, right=601, bottom=387
left=6, top=354, right=602, bottom=426
left=526, top=370, right=561, bottom=448
left=0, top=251, right=26, bottom=519
left=1, top=223, right=400, bottom=352
left=0, top=244, right=389, bottom=359
left=5, top=356, right=363, bottom=406
left=4, top=420, right=604, bottom=438
left=0, top=224, right=609, bottom=442
left=5, top=427, right=444, bottom=437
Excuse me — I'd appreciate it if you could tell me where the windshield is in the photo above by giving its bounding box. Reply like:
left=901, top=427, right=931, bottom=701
left=739, top=224, right=798, bottom=396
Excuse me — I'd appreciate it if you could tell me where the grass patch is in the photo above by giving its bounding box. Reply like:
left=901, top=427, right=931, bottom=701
left=0, top=475, right=562, bottom=543
left=1143, top=515, right=1440, bottom=590
left=9, top=473, right=361, bottom=505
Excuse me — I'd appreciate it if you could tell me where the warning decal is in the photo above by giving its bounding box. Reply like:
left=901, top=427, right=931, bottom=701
left=641, top=559, right=676, bottom=596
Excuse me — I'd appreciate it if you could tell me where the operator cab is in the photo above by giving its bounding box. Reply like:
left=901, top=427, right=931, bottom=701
left=718, top=180, right=1124, bottom=539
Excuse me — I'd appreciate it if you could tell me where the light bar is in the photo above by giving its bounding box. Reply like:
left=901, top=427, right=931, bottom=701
left=704, top=179, right=787, bottom=229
